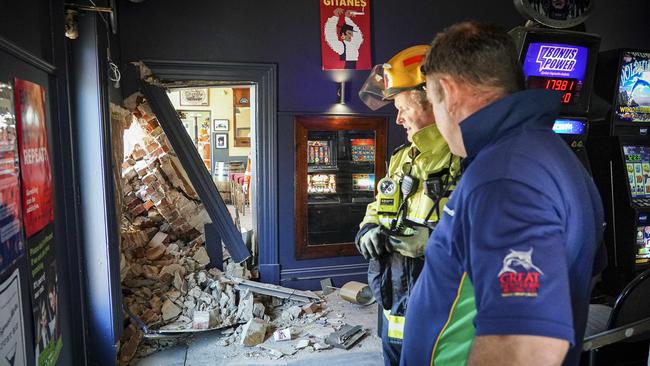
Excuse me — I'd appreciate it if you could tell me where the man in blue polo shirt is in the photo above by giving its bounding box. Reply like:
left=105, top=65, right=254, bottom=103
left=401, top=21, right=605, bottom=365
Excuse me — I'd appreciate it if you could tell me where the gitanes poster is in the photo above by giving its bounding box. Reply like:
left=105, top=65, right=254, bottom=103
left=320, top=0, right=371, bottom=70
left=14, top=79, right=61, bottom=366
left=14, top=79, right=53, bottom=238
left=0, top=82, right=24, bottom=275
left=0, top=269, right=27, bottom=366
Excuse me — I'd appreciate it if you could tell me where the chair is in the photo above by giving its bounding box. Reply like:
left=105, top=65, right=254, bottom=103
left=583, top=269, right=650, bottom=366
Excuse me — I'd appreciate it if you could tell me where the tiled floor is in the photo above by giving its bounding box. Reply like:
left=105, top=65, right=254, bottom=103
left=135, top=292, right=383, bottom=366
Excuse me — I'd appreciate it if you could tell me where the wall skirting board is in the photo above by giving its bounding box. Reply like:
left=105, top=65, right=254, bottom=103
left=280, top=263, right=369, bottom=290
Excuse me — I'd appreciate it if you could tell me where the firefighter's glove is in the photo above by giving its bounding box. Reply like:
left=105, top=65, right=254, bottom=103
left=388, top=227, right=431, bottom=258
left=358, top=226, right=388, bottom=260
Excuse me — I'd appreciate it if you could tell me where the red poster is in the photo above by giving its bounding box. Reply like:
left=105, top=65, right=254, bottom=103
left=320, top=0, right=371, bottom=70
left=14, top=79, right=53, bottom=238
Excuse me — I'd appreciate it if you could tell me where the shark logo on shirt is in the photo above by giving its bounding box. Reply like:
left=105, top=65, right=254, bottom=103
left=498, top=248, right=544, bottom=297
left=498, top=248, right=544, bottom=276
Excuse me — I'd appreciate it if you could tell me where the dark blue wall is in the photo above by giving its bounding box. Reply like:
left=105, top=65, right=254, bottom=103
left=0, top=1, right=83, bottom=365
left=117, top=0, right=650, bottom=287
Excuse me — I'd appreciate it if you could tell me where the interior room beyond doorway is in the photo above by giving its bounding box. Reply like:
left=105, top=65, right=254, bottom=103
left=166, top=86, right=256, bottom=252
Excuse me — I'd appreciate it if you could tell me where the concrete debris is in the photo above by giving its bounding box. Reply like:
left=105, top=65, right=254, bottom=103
left=240, top=318, right=269, bottom=346
left=295, top=339, right=311, bottom=349
left=161, top=299, right=181, bottom=321
left=313, top=342, right=332, bottom=351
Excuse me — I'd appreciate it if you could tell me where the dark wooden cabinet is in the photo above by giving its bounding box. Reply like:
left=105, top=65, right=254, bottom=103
left=233, top=87, right=251, bottom=147
left=295, top=116, right=387, bottom=259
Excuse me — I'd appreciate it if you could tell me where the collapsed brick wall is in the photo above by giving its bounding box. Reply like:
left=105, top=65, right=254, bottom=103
left=118, top=95, right=244, bottom=364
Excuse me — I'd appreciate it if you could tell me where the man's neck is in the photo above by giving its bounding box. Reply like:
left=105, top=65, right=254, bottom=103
left=456, top=86, right=505, bottom=124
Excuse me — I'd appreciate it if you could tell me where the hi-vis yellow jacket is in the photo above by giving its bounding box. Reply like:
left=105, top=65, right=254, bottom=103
left=360, top=124, right=460, bottom=248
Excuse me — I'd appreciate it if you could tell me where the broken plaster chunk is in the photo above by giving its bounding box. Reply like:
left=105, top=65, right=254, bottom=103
left=240, top=318, right=268, bottom=347
left=313, top=342, right=332, bottom=351
left=193, top=247, right=211, bottom=267
left=252, top=302, right=266, bottom=319
left=189, top=286, right=202, bottom=299
left=197, top=271, right=208, bottom=285
left=288, top=305, right=303, bottom=319
left=295, top=339, right=311, bottom=349
left=161, top=299, right=182, bottom=321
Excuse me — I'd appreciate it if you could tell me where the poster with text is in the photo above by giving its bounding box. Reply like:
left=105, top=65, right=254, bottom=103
left=28, top=226, right=61, bottom=366
left=14, top=79, right=53, bottom=238
left=0, top=269, right=27, bottom=366
left=320, top=0, right=371, bottom=70
left=0, top=82, right=24, bottom=275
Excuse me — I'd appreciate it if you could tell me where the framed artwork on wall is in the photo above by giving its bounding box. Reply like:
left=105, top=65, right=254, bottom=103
left=180, top=88, right=209, bottom=106
left=215, top=133, right=228, bottom=149
left=213, top=119, right=229, bottom=131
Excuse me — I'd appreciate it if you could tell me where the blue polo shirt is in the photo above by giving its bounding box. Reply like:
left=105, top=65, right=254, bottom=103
left=401, top=89, right=604, bottom=366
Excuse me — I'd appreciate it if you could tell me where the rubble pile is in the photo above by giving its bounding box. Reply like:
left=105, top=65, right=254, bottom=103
left=118, top=96, right=227, bottom=363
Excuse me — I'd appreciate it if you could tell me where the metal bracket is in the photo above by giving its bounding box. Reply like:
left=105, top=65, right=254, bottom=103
left=325, top=324, right=366, bottom=349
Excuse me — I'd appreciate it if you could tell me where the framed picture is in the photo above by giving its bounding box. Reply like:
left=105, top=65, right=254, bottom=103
left=215, top=133, right=228, bottom=149
left=213, top=119, right=229, bottom=131
left=179, top=88, right=209, bottom=106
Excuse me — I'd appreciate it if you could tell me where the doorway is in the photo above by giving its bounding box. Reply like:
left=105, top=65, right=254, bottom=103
left=142, top=60, right=279, bottom=283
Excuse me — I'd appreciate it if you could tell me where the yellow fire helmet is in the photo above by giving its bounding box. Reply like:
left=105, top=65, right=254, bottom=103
left=358, top=45, right=429, bottom=110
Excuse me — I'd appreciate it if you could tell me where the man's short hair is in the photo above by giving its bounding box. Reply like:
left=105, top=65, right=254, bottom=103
left=406, top=89, right=431, bottom=110
left=423, top=21, right=524, bottom=99
left=340, top=24, right=354, bottom=36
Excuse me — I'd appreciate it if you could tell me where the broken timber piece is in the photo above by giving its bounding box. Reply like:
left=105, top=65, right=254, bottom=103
left=325, top=324, right=366, bottom=350
left=231, top=278, right=321, bottom=303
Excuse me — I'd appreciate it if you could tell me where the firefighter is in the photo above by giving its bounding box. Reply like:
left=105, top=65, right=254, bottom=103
left=356, top=45, right=461, bottom=365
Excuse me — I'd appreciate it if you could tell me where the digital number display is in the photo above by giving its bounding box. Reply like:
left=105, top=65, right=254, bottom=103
left=526, top=76, right=579, bottom=105
left=522, top=42, right=588, bottom=106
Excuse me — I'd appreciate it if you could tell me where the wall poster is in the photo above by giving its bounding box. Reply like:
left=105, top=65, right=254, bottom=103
left=0, top=82, right=24, bottom=275
left=0, top=269, right=27, bottom=366
left=14, top=79, right=53, bottom=238
left=320, top=0, right=372, bottom=70
left=14, top=79, right=61, bottom=366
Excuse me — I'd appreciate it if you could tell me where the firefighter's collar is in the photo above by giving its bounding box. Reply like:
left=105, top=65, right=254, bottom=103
left=411, top=124, right=445, bottom=153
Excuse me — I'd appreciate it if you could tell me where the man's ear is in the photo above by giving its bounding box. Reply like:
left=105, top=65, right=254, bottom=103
left=438, top=76, right=459, bottom=116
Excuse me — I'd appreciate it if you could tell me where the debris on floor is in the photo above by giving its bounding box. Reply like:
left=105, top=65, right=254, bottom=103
left=117, top=95, right=378, bottom=365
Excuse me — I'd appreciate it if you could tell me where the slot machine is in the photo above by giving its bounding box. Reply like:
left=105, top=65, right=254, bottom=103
left=590, top=49, right=650, bottom=294
left=510, top=27, right=601, bottom=171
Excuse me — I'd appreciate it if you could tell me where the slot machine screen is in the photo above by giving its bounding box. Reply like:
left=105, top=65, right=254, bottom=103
left=351, top=138, right=375, bottom=162
left=614, top=51, right=650, bottom=123
left=635, top=224, right=650, bottom=264
left=352, top=174, right=375, bottom=191
left=622, top=145, right=650, bottom=200
left=522, top=42, right=589, bottom=106
left=307, top=174, right=336, bottom=194
left=307, top=140, right=333, bottom=166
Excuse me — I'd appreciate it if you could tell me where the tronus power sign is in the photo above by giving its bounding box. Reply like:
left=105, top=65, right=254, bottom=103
left=536, top=46, right=578, bottom=73
left=523, top=42, right=588, bottom=80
